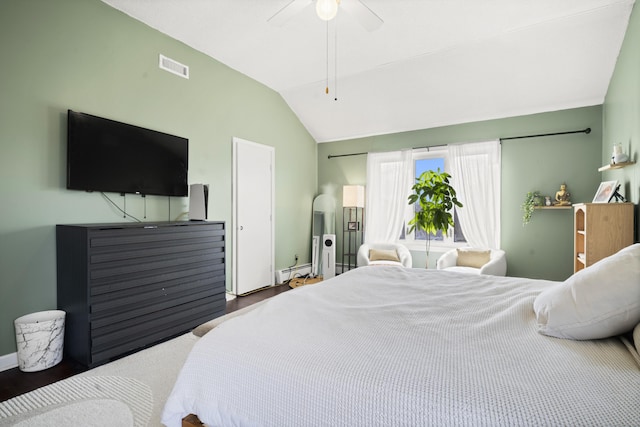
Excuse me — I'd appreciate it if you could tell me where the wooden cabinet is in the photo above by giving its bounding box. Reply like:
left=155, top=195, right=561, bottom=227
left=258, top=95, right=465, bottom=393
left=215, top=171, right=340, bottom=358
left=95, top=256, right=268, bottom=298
left=573, top=203, right=633, bottom=273
left=56, top=221, right=226, bottom=367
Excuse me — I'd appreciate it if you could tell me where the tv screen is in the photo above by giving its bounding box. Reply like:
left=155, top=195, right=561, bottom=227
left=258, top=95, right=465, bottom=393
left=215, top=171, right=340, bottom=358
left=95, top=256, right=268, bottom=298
left=67, top=110, right=188, bottom=197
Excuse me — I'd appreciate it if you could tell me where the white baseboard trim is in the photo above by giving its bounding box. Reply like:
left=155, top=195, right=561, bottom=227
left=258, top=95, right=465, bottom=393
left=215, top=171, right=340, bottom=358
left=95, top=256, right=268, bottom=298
left=275, top=263, right=313, bottom=284
left=0, top=352, right=18, bottom=372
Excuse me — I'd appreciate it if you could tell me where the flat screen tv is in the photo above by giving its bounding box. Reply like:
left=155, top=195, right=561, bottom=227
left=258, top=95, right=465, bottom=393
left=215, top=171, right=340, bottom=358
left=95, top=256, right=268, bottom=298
left=67, top=110, right=189, bottom=197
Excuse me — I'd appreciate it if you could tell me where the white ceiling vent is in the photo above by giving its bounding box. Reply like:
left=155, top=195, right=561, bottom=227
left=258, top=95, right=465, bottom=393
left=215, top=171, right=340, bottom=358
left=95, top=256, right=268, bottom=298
left=159, top=54, right=189, bottom=79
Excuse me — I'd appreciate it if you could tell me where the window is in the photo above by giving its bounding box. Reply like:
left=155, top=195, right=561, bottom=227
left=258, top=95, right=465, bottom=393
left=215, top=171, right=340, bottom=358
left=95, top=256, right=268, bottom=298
left=399, top=148, right=466, bottom=250
left=366, top=140, right=500, bottom=251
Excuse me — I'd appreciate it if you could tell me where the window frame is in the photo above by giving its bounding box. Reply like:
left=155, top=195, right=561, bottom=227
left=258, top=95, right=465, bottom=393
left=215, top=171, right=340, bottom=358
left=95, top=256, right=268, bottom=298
left=399, top=147, right=467, bottom=252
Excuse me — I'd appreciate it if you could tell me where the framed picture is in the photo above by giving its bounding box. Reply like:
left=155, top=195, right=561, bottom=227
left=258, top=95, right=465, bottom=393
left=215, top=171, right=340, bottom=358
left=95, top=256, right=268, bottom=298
left=592, top=180, right=617, bottom=203
left=347, top=221, right=359, bottom=231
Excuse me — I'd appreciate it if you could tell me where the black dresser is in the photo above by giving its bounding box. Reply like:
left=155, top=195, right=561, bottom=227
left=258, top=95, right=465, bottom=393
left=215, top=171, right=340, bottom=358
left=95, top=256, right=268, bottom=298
left=56, top=221, right=226, bottom=367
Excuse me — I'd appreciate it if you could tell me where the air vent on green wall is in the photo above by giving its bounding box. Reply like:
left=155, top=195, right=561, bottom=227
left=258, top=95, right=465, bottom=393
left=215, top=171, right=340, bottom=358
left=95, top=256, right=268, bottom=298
left=159, top=54, right=189, bottom=79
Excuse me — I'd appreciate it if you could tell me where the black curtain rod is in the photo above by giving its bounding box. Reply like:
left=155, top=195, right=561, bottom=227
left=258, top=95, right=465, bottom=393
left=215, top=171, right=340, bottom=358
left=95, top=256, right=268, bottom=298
left=499, top=127, right=591, bottom=141
left=327, top=144, right=445, bottom=159
left=328, top=151, right=369, bottom=159
left=328, top=127, right=591, bottom=159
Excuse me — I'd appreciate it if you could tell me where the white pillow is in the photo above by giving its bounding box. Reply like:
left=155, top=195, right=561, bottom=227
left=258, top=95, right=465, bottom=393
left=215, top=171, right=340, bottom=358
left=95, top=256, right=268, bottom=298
left=533, top=244, right=640, bottom=340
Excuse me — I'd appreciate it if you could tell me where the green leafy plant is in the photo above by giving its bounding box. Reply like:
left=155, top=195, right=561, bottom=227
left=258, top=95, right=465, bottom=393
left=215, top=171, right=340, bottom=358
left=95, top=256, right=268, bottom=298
left=407, top=169, right=463, bottom=267
left=521, top=191, right=542, bottom=226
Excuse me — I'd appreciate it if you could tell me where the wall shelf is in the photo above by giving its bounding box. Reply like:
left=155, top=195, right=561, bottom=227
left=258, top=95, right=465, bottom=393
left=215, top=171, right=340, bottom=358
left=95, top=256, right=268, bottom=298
left=598, top=161, right=635, bottom=172
left=534, top=205, right=572, bottom=210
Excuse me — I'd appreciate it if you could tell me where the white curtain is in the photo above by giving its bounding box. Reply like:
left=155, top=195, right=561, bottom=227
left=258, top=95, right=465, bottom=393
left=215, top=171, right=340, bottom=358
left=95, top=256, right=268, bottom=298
left=365, top=149, right=413, bottom=243
left=448, top=140, right=501, bottom=249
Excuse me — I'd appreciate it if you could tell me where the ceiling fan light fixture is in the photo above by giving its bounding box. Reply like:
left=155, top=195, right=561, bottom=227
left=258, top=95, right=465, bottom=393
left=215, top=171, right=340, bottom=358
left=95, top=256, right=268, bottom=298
left=316, top=0, right=338, bottom=21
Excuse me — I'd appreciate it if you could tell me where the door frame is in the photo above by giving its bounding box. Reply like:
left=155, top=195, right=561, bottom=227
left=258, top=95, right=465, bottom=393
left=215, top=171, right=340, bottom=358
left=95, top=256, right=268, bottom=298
left=232, top=137, right=275, bottom=295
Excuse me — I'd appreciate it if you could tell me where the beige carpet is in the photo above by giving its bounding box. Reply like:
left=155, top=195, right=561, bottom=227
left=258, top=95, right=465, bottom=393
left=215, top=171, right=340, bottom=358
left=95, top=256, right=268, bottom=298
left=0, top=376, right=151, bottom=426
left=0, top=304, right=262, bottom=426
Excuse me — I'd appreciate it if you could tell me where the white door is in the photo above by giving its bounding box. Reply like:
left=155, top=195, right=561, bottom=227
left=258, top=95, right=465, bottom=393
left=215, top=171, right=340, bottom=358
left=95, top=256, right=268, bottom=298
left=232, top=137, right=275, bottom=295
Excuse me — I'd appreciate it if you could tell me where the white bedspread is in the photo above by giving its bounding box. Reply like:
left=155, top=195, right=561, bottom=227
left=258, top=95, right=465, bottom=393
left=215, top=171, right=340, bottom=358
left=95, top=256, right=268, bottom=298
left=162, top=267, right=640, bottom=426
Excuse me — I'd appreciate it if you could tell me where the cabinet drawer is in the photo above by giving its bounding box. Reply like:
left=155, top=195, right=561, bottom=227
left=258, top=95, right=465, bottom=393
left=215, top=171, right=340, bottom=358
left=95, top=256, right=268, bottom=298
left=91, top=298, right=225, bottom=364
left=88, top=224, right=224, bottom=251
left=90, top=277, right=225, bottom=327
left=89, top=257, right=224, bottom=296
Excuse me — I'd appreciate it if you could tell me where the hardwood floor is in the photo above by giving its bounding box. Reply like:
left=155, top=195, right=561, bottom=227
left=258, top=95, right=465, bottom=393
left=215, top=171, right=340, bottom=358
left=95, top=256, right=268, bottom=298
left=0, top=284, right=291, bottom=402
left=0, top=358, right=87, bottom=403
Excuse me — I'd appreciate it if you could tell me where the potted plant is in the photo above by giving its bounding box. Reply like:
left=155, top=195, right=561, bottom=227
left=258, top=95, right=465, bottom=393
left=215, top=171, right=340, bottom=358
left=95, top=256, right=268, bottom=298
left=521, top=191, right=542, bottom=226
left=407, top=169, right=463, bottom=268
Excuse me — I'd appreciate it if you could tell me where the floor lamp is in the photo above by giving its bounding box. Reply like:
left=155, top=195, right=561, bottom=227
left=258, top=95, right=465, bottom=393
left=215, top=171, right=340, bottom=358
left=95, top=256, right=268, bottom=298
left=342, top=185, right=365, bottom=273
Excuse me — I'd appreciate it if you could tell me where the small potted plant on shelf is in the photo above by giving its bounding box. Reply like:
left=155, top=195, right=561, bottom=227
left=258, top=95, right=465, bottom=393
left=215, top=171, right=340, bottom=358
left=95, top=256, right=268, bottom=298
left=407, top=169, right=462, bottom=268
left=521, top=191, right=542, bottom=226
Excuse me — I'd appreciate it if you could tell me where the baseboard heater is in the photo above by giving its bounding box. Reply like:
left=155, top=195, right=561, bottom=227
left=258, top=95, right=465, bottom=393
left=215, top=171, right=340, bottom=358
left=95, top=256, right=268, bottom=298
left=275, top=263, right=312, bottom=284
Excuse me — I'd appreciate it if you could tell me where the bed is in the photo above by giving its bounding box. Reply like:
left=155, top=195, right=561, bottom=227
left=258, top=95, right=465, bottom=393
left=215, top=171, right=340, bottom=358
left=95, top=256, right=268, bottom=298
left=162, top=245, right=640, bottom=426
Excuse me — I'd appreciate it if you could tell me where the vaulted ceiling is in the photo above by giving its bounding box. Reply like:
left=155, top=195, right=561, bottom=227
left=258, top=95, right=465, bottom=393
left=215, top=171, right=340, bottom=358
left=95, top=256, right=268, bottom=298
left=102, top=0, right=635, bottom=142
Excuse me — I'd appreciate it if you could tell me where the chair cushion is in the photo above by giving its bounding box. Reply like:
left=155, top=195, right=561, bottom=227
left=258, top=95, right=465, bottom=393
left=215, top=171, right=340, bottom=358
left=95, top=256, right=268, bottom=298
left=368, top=260, right=404, bottom=267
left=369, top=249, right=400, bottom=263
left=456, top=249, right=490, bottom=268
left=443, top=266, right=481, bottom=275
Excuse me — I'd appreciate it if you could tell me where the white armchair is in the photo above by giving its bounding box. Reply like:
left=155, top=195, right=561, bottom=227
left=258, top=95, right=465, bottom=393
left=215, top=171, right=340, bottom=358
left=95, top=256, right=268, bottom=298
left=436, top=247, right=507, bottom=276
left=357, top=243, right=412, bottom=268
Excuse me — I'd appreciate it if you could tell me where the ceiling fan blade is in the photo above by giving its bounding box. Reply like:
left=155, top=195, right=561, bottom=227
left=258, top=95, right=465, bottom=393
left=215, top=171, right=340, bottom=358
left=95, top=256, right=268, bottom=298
left=340, top=0, right=384, bottom=32
left=267, top=0, right=313, bottom=27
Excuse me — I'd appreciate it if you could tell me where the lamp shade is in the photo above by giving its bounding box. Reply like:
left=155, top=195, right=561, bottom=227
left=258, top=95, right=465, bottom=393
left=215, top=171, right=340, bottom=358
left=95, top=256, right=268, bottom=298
left=343, top=185, right=365, bottom=208
left=316, top=0, right=338, bottom=21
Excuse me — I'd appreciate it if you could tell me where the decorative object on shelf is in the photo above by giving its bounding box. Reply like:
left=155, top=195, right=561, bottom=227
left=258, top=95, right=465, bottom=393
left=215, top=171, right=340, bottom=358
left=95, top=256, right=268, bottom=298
left=599, top=144, right=635, bottom=171
left=593, top=180, right=618, bottom=203
left=342, top=185, right=365, bottom=273
left=611, top=184, right=627, bottom=202
left=545, top=196, right=552, bottom=206
left=521, top=191, right=542, bottom=226
left=554, top=183, right=571, bottom=206
left=407, top=169, right=462, bottom=267
left=611, top=143, right=629, bottom=164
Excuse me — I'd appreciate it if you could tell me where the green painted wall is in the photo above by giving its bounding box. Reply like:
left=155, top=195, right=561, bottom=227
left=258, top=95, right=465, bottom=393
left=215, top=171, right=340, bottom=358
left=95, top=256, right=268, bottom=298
left=0, top=1, right=317, bottom=356
left=318, top=106, right=603, bottom=278
left=603, top=2, right=640, bottom=242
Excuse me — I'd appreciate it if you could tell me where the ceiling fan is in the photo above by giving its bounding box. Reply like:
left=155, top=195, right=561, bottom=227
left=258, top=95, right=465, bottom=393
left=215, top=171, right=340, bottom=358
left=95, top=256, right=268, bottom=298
left=268, top=0, right=384, bottom=32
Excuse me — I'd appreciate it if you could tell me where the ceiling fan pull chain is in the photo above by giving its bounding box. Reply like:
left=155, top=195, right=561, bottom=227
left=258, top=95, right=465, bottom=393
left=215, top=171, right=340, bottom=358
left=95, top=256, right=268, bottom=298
left=325, top=18, right=330, bottom=95
left=334, top=13, right=338, bottom=101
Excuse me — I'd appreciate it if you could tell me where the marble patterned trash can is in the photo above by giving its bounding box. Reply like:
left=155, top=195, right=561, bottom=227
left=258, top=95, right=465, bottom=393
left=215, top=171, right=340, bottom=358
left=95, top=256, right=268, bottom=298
left=14, top=310, right=65, bottom=372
